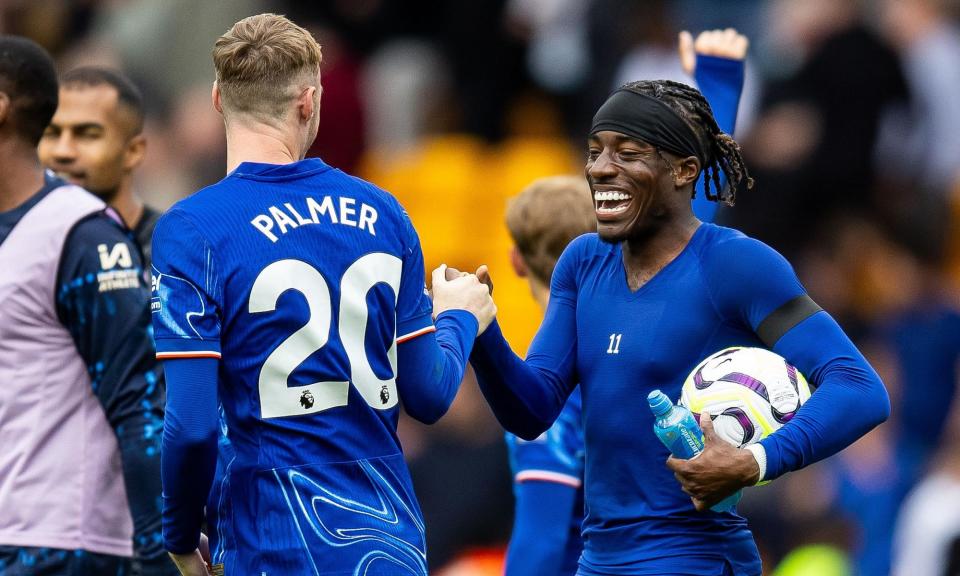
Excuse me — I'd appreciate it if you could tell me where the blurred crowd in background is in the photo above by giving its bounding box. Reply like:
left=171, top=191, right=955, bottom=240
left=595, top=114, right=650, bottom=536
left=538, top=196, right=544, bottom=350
left=3, top=0, right=960, bottom=574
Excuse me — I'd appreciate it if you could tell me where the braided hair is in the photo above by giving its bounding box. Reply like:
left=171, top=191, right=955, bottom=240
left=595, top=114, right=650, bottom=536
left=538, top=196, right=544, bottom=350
left=620, top=79, right=753, bottom=205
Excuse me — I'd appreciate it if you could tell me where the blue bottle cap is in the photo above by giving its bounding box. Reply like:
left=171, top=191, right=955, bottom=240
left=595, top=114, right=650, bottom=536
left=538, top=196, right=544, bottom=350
left=647, top=389, right=673, bottom=417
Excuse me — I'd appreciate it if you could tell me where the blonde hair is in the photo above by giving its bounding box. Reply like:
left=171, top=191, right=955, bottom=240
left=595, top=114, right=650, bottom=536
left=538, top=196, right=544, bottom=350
left=212, top=13, right=322, bottom=120
left=505, top=176, right=595, bottom=285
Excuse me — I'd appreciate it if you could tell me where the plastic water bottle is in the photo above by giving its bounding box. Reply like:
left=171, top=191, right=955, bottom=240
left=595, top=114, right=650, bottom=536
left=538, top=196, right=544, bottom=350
left=648, top=389, right=741, bottom=512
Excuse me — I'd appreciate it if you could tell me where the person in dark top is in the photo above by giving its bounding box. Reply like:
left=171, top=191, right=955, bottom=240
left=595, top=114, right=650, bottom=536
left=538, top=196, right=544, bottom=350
left=0, top=35, right=174, bottom=575
left=39, top=66, right=161, bottom=264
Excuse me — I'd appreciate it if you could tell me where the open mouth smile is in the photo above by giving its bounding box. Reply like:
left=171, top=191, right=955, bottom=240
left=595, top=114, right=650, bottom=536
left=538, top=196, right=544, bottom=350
left=594, top=190, right=632, bottom=218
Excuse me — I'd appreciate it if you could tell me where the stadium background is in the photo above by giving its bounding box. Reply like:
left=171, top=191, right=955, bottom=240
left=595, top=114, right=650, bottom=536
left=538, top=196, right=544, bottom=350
left=4, top=0, right=960, bottom=574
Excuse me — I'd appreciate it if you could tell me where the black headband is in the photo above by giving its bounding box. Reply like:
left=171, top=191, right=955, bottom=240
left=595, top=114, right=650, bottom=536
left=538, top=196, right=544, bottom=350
left=590, top=89, right=707, bottom=166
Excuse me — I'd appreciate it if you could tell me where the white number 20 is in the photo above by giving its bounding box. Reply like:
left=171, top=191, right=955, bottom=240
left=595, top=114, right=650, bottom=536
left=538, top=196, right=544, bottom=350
left=248, top=253, right=402, bottom=419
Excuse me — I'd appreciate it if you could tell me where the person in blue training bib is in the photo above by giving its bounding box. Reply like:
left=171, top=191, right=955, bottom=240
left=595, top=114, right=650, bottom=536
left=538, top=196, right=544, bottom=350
left=151, top=14, right=495, bottom=576
left=502, top=29, right=752, bottom=576
left=443, top=33, right=891, bottom=576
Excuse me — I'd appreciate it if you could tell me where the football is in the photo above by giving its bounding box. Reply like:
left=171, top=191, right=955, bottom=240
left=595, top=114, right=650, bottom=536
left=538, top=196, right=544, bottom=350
left=680, top=347, right=812, bottom=448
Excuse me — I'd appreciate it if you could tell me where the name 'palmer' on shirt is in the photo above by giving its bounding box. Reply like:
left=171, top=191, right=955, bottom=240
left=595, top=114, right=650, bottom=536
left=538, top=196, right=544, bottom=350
left=250, top=195, right=378, bottom=242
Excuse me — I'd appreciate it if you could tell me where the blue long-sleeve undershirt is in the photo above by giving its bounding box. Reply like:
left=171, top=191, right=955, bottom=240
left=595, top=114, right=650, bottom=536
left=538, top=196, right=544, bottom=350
left=692, top=54, right=744, bottom=223
left=471, top=233, right=889, bottom=480
left=472, top=320, right=570, bottom=441
left=475, top=316, right=889, bottom=480
left=160, top=309, right=478, bottom=553
left=160, top=357, right=218, bottom=555
left=763, top=311, right=891, bottom=479
left=398, top=310, right=478, bottom=424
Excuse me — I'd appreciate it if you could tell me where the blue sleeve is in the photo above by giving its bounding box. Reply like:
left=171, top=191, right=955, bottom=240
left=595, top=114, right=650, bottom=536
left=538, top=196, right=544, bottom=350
left=471, top=240, right=581, bottom=439
left=151, top=212, right=221, bottom=554
left=706, top=236, right=806, bottom=329
left=396, top=309, right=478, bottom=424
left=392, top=207, right=477, bottom=423
left=56, top=213, right=173, bottom=574
left=158, top=357, right=219, bottom=555
left=704, top=236, right=889, bottom=480
left=395, top=208, right=435, bottom=340
left=151, top=211, right=222, bottom=358
left=692, top=55, right=745, bottom=223
left=504, top=481, right=580, bottom=576
left=763, top=312, right=890, bottom=479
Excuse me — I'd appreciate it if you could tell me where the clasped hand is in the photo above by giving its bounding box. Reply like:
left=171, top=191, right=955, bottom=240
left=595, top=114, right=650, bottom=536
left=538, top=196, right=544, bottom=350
left=665, top=414, right=761, bottom=511
left=430, top=264, right=497, bottom=335
left=169, top=533, right=212, bottom=576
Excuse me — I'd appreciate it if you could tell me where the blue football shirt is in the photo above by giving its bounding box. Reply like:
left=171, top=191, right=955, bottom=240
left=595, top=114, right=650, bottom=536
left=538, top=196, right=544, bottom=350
left=501, top=55, right=748, bottom=576
left=152, top=158, right=435, bottom=574
left=474, top=220, right=888, bottom=575
left=556, top=227, right=765, bottom=575
left=478, top=225, right=788, bottom=575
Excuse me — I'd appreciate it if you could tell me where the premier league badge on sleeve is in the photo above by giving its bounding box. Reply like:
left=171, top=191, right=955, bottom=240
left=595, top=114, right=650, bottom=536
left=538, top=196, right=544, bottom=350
left=300, top=389, right=315, bottom=410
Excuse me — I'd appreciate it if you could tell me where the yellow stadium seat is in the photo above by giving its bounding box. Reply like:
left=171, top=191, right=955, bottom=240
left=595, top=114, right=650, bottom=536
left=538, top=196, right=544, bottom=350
left=359, top=134, right=583, bottom=354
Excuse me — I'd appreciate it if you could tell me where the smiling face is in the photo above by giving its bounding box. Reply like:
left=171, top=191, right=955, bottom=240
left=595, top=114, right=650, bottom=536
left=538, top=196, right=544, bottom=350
left=586, top=131, right=691, bottom=243
left=38, top=84, right=143, bottom=201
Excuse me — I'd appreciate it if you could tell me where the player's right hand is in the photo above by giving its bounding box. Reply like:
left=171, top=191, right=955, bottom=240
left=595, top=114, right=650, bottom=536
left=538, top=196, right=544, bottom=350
left=679, top=28, right=750, bottom=76
left=666, top=414, right=760, bottom=511
left=476, top=264, right=494, bottom=296
left=431, top=264, right=497, bottom=335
